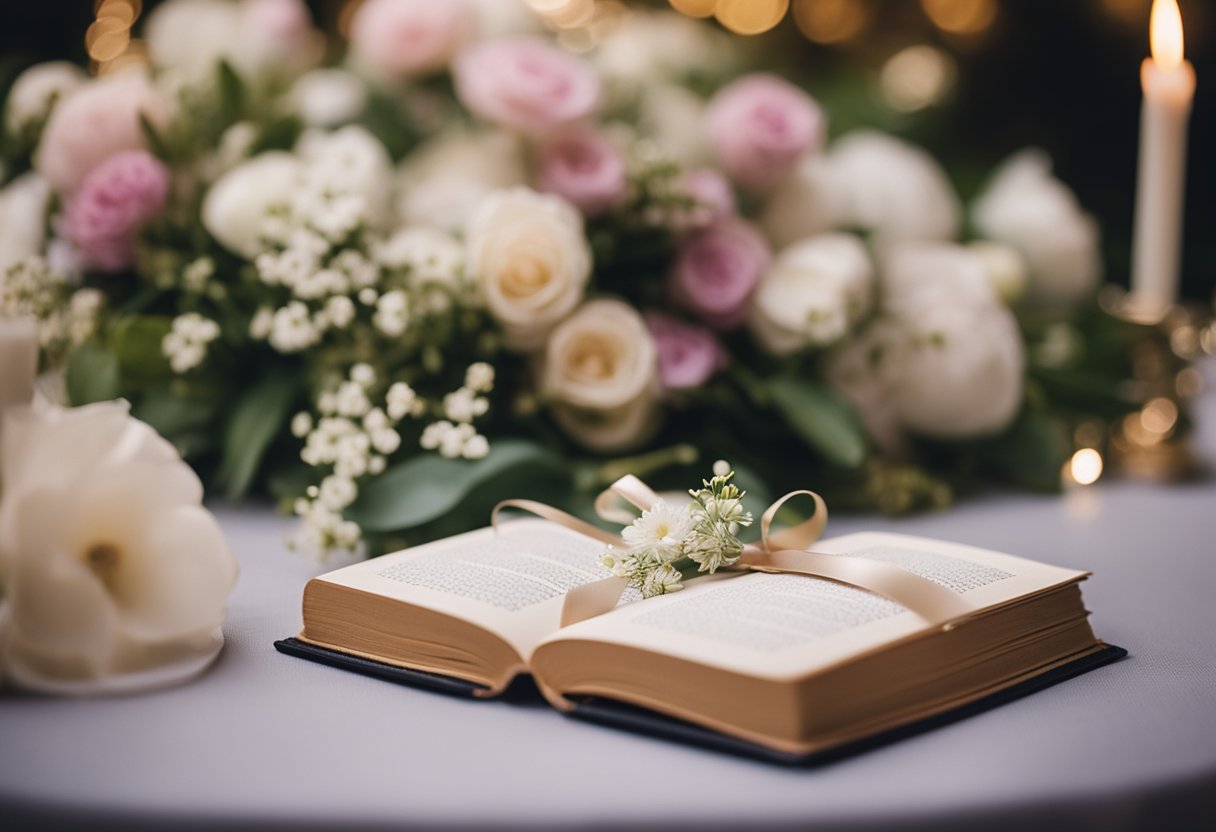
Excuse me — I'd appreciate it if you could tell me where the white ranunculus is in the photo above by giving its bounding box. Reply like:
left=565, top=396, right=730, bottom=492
left=3, top=62, right=86, bottom=134
left=288, top=68, right=368, bottom=127
left=201, top=151, right=302, bottom=256
left=0, top=173, right=52, bottom=271
left=884, top=302, right=1025, bottom=439
left=465, top=187, right=591, bottom=351
left=748, top=233, right=874, bottom=356
left=880, top=242, right=1000, bottom=318
left=295, top=125, right=394, bottom=224
left=638, top=83, right=712, bottom=169
left=0, top=401, right=237, bottom=691
left=972, top=149, right=1101, bottom=308
left=145, top=0, right=320, bottom=79
left=397, top=130, right=527, bottom=232
left=542, top=299, right=660, bottom=452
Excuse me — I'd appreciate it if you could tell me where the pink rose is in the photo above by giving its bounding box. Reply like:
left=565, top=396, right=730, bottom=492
left=60, top=150, right=170, bottom=272
left=645, top=313, right=725, bottom=391
left=706, top=73, right=824, bottom=192
left=536, top=130, right=626, bottom=216
left=675, top=167, right=735, bottom=231
left=350, top=0, right=474, bottom=81
left=670, top=218, right=771, bottom=330
left=454, top=38, right=600, bottom=135
left=34, top=73, right=168, bottom=195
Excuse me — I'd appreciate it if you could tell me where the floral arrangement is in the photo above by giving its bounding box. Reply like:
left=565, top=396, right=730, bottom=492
left=0, top=0, right=1157, bottom=557
left=603, top=462, right=754, bottom=598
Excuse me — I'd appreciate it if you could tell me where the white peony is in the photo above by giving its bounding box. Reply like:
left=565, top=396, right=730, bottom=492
left=3, top=61, right=86, bottom=134
left=542, top=299, right=660, bottom=452
left=465, top=187, right=591, bottom=351
left=880, top=242, right=1000, bottom=319
left=883, top=302, right=1025, bottom=439
left=287, top=68, right=368, bottom=127
left=972, top=149, right=1101, bottom=309
left=0, top=401, right=237, bottom=692
left=201, top=151, right=303, bottom=256
left=825, top=320, right=907, bottom=456
left=762, top=131, right=960, bottom=250
left=295, top=125, right=394, bottom=225
left=0, top=173, right=52, bottom=272
left=748, top=232, right=874, bottom=355
left=396, top=130, right=527, bottom=232
left=145, top=0, right=320, bottom=79
left=969, top=241, right=1028, bottom=305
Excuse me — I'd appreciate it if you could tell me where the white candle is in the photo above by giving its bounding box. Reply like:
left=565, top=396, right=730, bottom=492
left=1130, top=0, right=1195, bottom=318
left=0, top=317, right=39, bottom=421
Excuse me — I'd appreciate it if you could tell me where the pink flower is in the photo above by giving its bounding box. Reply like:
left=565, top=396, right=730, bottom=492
left=670, top=218, right=771, bottom=330
left=454, top=38, right=600, bottom=135
left=61, top=150, right=170, bottom=272
left=350, top=0, right=474, bottom=81
left=34, top=73, right=168, bottom=195
left=706, top=73, right=825, bottom=192
left=646, top=313, right=725, bottom=391
left=536, top=130, right=626, bottom=216
left=676, top=167, right=736, bottom=231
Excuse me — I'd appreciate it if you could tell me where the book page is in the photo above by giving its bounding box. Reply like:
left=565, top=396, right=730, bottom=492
left=314, top=519, right=612, bottom=656
left=537, top=531, right=1087, bottom=679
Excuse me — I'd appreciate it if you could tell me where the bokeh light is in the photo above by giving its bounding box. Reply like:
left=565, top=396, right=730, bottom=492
left=921, top=0, right=998, bottom=36
left=1069, top=448, right=1105, bottom=486
left=715, top=0, right=789, bottom=36
left=668, top=0, right=719, bottom=18
left=792, top=0, right=871, bottom=44
left=880, top=45, right=956, bottom=111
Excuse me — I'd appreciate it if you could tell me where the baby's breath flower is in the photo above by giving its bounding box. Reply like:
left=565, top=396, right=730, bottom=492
left=350, top=363, right=375, bottom=387
left=465, top=362, right=495, bottom=393
left=162, top=312, right=221, bottom=374
left=373, top=290, right=409, bottom=336
left=386, top=382, right=418, bottom=421
left=182, top=257, right=215, bottom=293
left=291, top=411, right=313, bottom=438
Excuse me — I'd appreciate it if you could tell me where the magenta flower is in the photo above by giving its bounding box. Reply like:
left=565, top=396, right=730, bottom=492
left=537, top=130, right=627, bottom=216
left=60, top=150, right=170, bottom=272
left=646, top=312, right=725, bottom=391
left=706, top=73, right=825, bottom=192
left=670, top=218, right=771, bottom=330
left=453, top=38, right=601, bottom=135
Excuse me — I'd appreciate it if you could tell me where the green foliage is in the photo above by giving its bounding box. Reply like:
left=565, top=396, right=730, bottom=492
left=110, top=315, right=173, bottom=387
left=65, top=344, right=121, bottom=406
left=215, top=375, right=299, bottom=499
left=765, top=375, right=868, bottom=469
left=347, top=439, right=567, bottom=533
left=978, top=409, right=1071, bottom=493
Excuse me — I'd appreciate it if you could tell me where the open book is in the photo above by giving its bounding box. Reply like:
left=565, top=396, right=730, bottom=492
left=277, top=519, right=1122, bottom=762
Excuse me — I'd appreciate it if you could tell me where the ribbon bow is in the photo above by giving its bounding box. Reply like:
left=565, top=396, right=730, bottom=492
left=493, top=475, right=978, bottom=630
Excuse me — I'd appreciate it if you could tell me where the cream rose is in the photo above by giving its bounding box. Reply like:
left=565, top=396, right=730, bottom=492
left=0, top=401, right=237, bottom=692
left=397, top=130, right=527, bottom=232
left=542, top=299, right=660, bottom=452
left=201, top=151, right=303, bottom=256
left=465, top=187, right=591, bottom=351
left=972, top=150, right=1101, bottom=309
left=748, top=233, right=873, bottom=356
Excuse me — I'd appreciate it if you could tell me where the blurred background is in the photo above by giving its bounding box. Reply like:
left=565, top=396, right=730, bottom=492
left=2, top=0, right=1211, bottom=302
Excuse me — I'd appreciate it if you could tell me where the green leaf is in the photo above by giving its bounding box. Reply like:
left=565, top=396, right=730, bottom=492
left=138, top=113, right=171, bottom=161
left=132, top=389, right=218, bottom=441
left=765, top=375, right=867, bottom=468
left=215, top=375, right=298, bottom=499
left=348, top=439, right=566, bottom=533
left=65, top=344, right=121, bottom=405
left=979, top=410, right=1070, bottom=492
left=111, top=316, right=173, bottom=387
left=216, top=60, right=247, bottom=123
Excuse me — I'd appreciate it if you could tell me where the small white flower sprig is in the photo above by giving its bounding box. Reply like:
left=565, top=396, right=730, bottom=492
left=601, top=461, right=754, bottom=598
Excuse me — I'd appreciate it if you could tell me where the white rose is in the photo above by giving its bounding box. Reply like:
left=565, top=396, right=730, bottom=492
left=763, top=131, right=960, bottom=250
left=748, top=232, right=874, bottom=356
left=146, top=0, right=320, bottom=79
left=397, top=130, right=527, bottom=232
left=0, top=401, right=237, bottom=691
left=202, top=151, right=303, bottom=256
left=295, top=125, right=394, bottom=225
left=880, top=242, right=1000, bottom=318
left=3, top=61, right=86, bottom=134
left=884, top=302, right=1025, bottom=439
left=288, top=68, right=368, bottom=127
left=465, top=187, right=591, bottom=351
left=0, top=173, right=52, bottom=271
left=972, top=149, right=1101, bottom=308
left=542, top=299, right=660, bottom=452
left=638, top=83, right=712, bottom=168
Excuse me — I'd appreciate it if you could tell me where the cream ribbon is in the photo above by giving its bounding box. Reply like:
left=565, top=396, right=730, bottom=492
left=493, top=475, right=980, bottom=630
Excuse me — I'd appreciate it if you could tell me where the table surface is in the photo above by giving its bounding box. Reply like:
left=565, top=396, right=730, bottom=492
left=3, top=367, right=1216, bottom=831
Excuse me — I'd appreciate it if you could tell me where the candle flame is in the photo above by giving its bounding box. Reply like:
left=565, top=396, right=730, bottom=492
left=1150, top=0, right=1185, bottom=70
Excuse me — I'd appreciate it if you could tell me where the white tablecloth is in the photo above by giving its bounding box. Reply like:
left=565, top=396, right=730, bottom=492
left=3, top=368, right=1216, bottom=830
